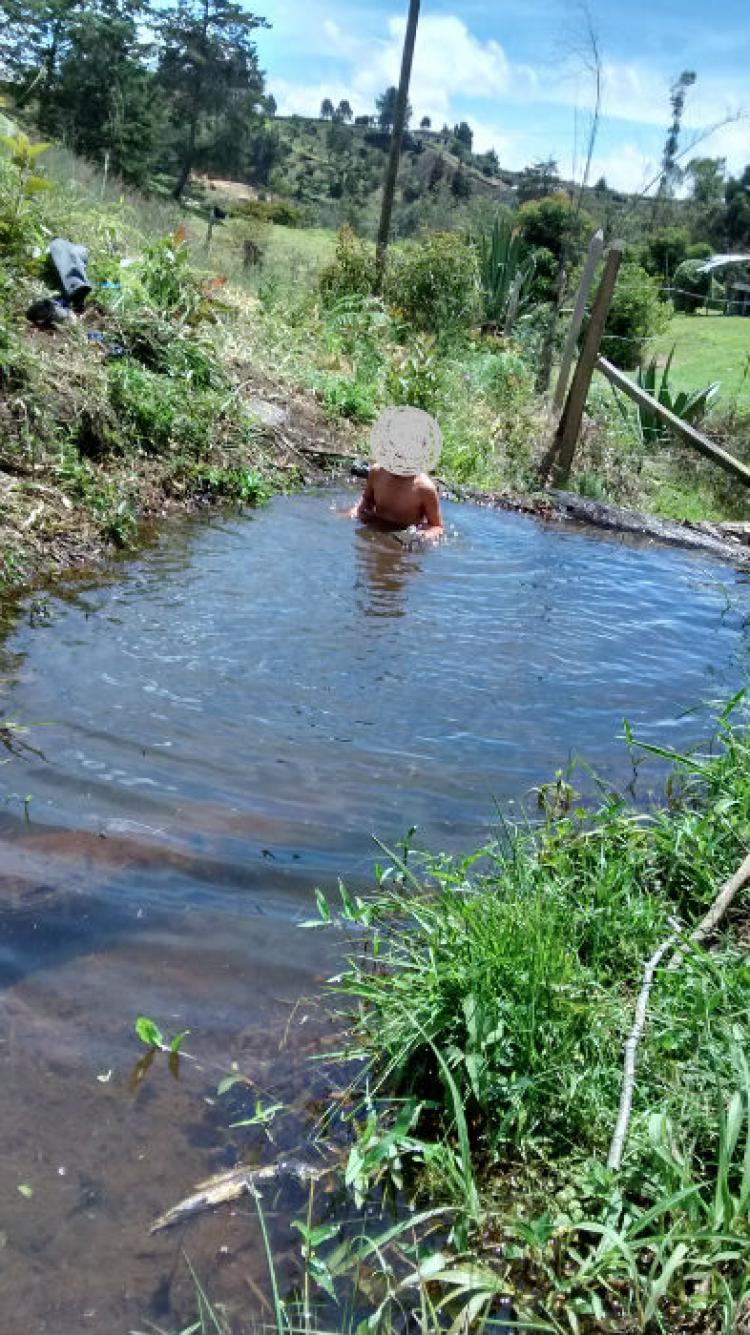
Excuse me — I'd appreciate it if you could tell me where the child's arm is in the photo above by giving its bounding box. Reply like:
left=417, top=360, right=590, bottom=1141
left=418, top=481, right=443, bottom=540
left=349, top=472, right=375, bottom=520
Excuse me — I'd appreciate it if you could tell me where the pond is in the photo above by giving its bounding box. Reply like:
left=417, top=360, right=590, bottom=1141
left=0, top=491, right=748, bottom=1332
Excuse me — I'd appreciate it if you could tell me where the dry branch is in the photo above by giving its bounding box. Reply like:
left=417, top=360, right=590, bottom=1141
left=667, top=849, right=750, bottom=972
left=609, top=848, right=750, bottom=1171
left=607, top=931, right=677, bottom=1171
left=149, top=1158, right=326, bottom=1233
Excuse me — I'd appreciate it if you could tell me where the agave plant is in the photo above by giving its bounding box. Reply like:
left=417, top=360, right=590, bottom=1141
left=635, top=346, right=720, bottom=443
left=475, top=213, right=536, bottom=333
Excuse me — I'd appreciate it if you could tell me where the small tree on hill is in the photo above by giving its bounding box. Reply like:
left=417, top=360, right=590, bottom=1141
left=320, top=97, right=334, bottom=119
left=450, top=165, right=472, bottom=199
left=517, top=158, right=559, bottom=203
left=428, top=153, right=445, bottom=192
left=420, top=115, right=431, bottom=129
left=376, top=84, right=411, bottom=134
left=336, top=99, right=353, bottom=123
left=453, top=120, right=473, bottom=152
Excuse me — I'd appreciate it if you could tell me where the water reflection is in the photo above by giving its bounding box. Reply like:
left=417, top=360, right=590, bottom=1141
left=353, top=525, right=421, bottom=619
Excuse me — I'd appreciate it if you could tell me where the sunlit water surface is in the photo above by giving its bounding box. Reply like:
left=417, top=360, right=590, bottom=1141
left=0, top=491, right=748, bottom=1332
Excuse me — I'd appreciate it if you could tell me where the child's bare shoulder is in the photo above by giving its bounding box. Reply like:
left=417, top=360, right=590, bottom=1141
left=416, top=472, right=438, bottom=495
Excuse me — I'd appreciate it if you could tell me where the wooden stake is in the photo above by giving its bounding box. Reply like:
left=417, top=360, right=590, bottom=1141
left=374, top=0, right=421, bottom=294
left=552, top=229, right=604, bottom=414
left=546, top=241, right=624, bottom=485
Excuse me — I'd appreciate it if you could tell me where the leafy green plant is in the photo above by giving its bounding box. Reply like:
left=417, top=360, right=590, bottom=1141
left=475, top=212, right=536, bottom=330
left=0, top=132, right=50, bottom=259
left=321, top=373, right=378, bottom=423
left=633, top=347, right=720, bottom=442
left=384, top=232, right=481, bottom=335
left=319, top=225, right=375, bottom=305
left=672, top=257, right=712, bottom=314
left=135, top=1015, right=190, bottom=1054
left=601, top=261, right=670, bottom=369
left=386, top=335, right=443, bottom=411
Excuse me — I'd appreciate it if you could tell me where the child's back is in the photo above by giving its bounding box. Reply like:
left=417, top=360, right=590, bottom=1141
left=355, top=464, right=442, bottom=537
left=351, top=407, right=444, bottom=542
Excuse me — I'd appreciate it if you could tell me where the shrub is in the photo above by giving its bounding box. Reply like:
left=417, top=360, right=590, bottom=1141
left=319, top=226, right=375, bottom=304
left=686, top=241, right=712, bottom=260
left=386, top=334, right=443, bottom=412
left=601, top=261, right=670, bottom=368
left=516, top=193, right=592, bottom=260
left=231, top=198, right=304, bottom=227
left=644, top=227, right=689, bottom=278
left=672, top=257, right=712, bottom=313
left=384, top=232, right=480, bottom=333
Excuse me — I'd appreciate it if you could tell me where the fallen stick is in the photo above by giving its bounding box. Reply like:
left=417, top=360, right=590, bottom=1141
left=149, top=1158, right=327, bottom=1233
left=609, top=847, right=750, bottom=1171
left=667, top=849, right=750, bottom=972
left=607, top=931, right=678, bottom=1172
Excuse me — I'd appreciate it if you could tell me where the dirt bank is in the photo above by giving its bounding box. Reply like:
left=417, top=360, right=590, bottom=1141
left=0, top=366, right=358, bottom=601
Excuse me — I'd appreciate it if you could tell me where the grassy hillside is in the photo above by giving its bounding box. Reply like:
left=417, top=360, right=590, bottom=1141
left=190, top=115, right=518, bottom=237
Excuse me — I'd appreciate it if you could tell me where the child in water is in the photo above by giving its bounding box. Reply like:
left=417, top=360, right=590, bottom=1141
left=350, top=406, right=443, bottom=542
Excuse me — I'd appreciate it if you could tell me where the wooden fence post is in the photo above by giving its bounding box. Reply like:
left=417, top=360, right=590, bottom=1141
left=543, top=240, right=624, bottom=486
left=552, top=228, right=604, bottom=415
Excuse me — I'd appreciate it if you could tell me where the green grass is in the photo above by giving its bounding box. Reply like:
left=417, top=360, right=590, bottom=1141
left=652, top=312, right=750, bottom=409
left=306, top=701, right=750, bottom=1331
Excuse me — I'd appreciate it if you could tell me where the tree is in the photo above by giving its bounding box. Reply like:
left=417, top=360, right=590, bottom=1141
left=453, top=120, right=473, bottom=152
left=158, top=0, right=268, bottom=199
left=450, top=165, right=472, bottom=199
left=644, top=227, right=689, bottom=279
left=1, top=0, right=165, bottom=184
left=51, top=6, right=165, bottom=185
left=420, top=115, right=431, bottom=129
left=336, top=98, right=353, bottom=123
left=320, top=97, right=334, bottom=120
left=594, top=175, right=608, bottom=193
left=375, top=84, right=411, bottom=134
left=265, top=92, right=276, bottom=116
left=516, top=194, right=591, bottom=260
left=516, top=158, right=559, bottom=203
left=652, top=70, right=696, bottom=225
left=687, top=156, right=725, bottom=207
left=427, top=152, right=445, bottom=192
left=724, top=166, right=750, bottom=247
left=0, top=0, right=78, bottom=112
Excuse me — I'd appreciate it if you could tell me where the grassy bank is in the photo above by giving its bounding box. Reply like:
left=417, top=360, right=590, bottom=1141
left=0, top=143, right=356, bottom=597
left=299, top=699, right=750, bottom=1332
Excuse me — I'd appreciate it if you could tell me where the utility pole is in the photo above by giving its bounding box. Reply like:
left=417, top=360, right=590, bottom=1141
left=374, top=0, right=420, bottom=293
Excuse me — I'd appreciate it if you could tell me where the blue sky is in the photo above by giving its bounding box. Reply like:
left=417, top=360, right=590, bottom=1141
left=256, top=0, right=749, bottom=190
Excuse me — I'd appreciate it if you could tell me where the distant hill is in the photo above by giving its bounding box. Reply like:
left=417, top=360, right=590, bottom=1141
left=185, top=113, right=645, bottom=241
left=187, top=114, right=522, bottom=234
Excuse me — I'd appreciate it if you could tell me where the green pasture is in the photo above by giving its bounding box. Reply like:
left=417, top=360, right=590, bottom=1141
left=652, top=312, right=750, bottom=408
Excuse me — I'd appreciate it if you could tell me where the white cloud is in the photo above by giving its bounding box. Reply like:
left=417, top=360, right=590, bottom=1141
left=268, top=7, right=750, bottom=188
left=355, top=14, right=510, bottom=115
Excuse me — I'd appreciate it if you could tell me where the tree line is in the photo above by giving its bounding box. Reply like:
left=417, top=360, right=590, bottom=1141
left=0, top=0, right=276, bottom=195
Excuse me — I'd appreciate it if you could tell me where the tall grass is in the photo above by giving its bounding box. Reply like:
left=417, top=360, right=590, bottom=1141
left=302, top=698, right=750, bottom=1330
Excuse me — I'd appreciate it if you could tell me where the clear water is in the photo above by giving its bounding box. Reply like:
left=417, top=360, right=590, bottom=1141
left=0, top=491, right=748, bottom=1331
